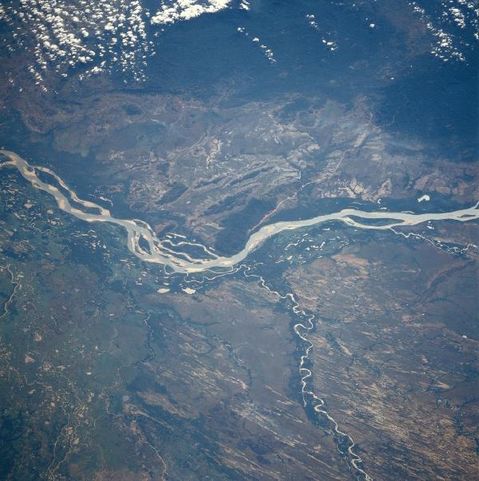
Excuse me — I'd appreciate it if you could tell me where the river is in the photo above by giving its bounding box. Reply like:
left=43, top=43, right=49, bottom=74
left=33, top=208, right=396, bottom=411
left=2, top=148, right=478, bottom=481
left=1, top=149, right=477, bottom=274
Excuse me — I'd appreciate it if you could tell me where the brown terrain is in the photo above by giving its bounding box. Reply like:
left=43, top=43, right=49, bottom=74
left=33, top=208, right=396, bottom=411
left=286, top=224, right=479, bottom=480
left=2, top=72, right=477, bottom=251
left=0, top=10, right=477, bottom=478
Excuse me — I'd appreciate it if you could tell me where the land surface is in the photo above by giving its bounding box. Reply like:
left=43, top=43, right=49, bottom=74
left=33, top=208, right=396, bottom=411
left=0, top=1, right=478, bottom=480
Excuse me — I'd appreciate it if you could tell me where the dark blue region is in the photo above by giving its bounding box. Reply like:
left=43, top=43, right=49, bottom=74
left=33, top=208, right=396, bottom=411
left=144, top=0, right=394, bottom=99
left=377, top=56, right=478, bottom=162
left=142, top=0, right=477, bottom=160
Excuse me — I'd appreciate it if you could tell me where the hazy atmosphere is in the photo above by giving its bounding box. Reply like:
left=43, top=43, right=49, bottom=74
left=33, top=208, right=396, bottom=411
left=0, top=1, right=478, bottom=480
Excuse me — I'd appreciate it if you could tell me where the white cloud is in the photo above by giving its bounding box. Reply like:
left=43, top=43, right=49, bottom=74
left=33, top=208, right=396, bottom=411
left=237, top=26, right=277, bottom=64
left=408, top=0, right=478, bottom=62
left=151, top=0, right=232, bottom=25
left=1, top=0, right=152, bottom=85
